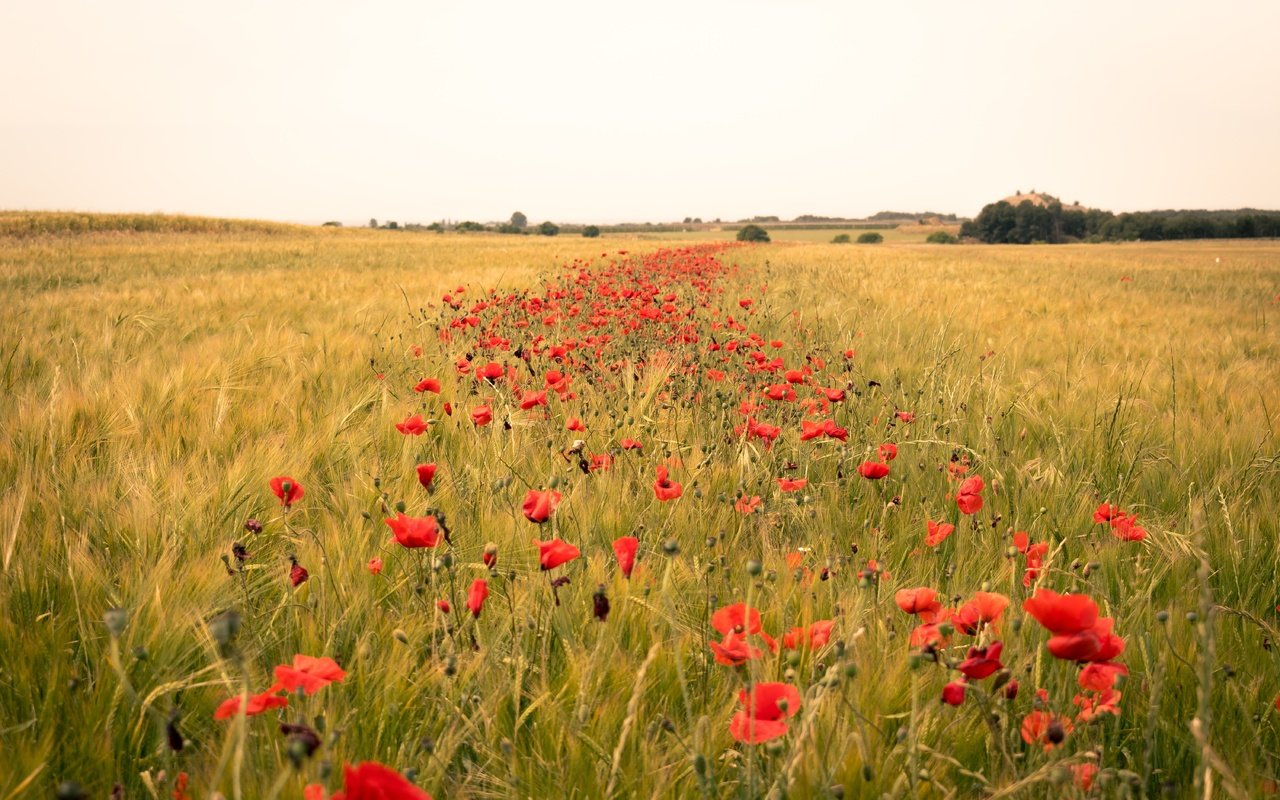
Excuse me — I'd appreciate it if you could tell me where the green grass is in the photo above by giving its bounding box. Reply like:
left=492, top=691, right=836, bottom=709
left=0, top=225, right=1277, bottom=798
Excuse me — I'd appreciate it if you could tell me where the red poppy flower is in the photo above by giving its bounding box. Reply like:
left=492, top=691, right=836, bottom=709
left=534, top=537, right=580, bottom=570
left=466, top=579, right=488, bottom=617
left=475, top=361, right=505, bottom=383
left=878, top=443, right=898, bottom=461
left=522, top=489, right=562, bottom=523
left=1078, top=661, right=1128, bottom=692
left=1092, top=503, right=1122, bottom=523
left=653, top=465, right=683, bottom=501
left=290, top=560, right=309, bottom=587
left=1022, top=589, right=1098, bottom=634
left=395, top=414, right=429, bottom=436
left=588, top=453, right=612, bottom=472
left=470, top=405, right=493, bottom=426
left=1020, top=709, right=1073, bottom=751
left=270, top=476, right=305, bottom=508
left=566, top=417, right=586, bottom=432
left=620, top=438, right=643, bottom=451
left=1109, top=515, right=1148, bottom=542
left=1076, top=689, right=1122, bottom=723
left=896, top=410, right=915, bottom=423
left=712, top=602, right=763, bottom=634
left=416, top=463, right=437, bottom=490
left=710, top=631, right=763, bottom=666
left=953, top=591, right=1011, bottom=634
left=334, top=761, right=432, bottom=800
left=519, top=390, right=548, bottom=410
left=1073, top=763, right=1099, bottom=791
left=367, top=558, right=383, bottom=575
left=729, top=682, right=801, bottom=743
left=613, top=536, right=639, bottom=578
left=941, top=680, right=967, bottom=706
left=895, top=587, right=941, bottom=622
left=384, top=513, right=442, bottom=549
left=857, top=461, right=890, bottom=480
left=822, top=419, right=848, bottom=440
left=436, top=599, right=450, bottom=613
left=1048, top=617, right=1126, bottom=663
left=910, top=622, right=948, bottom=649
left=414, top=377, right=441, bottom=394
left=274, top=655, right=347, bottom=695
left=955, top=475, right=984, bottom=514
left=777, top=477, right=808, bottom=492
left=213, top=689, right=287, bottom=720
left=781, top=620, right=835, bottom=649
left=956, top=642, right=1003, bottom=680
left=735, top=495, right=762, bottom=514
left=925, top=520, right=954, bottom=547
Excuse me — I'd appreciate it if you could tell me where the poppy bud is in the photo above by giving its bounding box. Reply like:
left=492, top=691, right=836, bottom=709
left=1047, top=719, right=1066, bottom=745
left=281, top=723, right=321, bottom=765
left=483, top=542, right=499, bottom=569
left=166, top=709, right=185, bottom=752
left=992, top=669, right=1012, bottom=693
left=593, top=585, right=610, bottom=622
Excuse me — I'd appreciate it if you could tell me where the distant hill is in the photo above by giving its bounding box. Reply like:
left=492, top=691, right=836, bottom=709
left=999, top=192, right=1087, bottom=212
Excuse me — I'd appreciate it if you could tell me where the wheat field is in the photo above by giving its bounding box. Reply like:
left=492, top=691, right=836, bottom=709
left=1, top=225, right=1277, bottom=799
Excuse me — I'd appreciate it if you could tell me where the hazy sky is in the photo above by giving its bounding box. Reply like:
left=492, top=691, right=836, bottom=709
left=3, top=1, right=1278, bottom=224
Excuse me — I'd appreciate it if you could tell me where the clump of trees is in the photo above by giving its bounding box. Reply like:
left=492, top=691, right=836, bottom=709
left=831, top=233, right=851, bottom=244
left=926, top=231, right=958, bottom=244
left=737, top=224, right=770, bottom=243
left=538, top=221, right=560, bottom=237
left=961, top=200, right=1280, bottom=244
left=856, top=232, right=884, bottom=244
left=582, top=225, right=600, bottom=238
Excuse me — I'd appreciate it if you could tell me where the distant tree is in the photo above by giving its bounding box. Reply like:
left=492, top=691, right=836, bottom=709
left=926, top=231, right=957, bottom=244
left=831, top=233, right=852, bottom=244
left=737, top=224, right=770, bottom=243
left=321, top=221, right=342, bottom=227
left=497, top=223, right=525, bottom=234
left=538, top=221, right=560, bottom=236
left=582, top=225, right=600, bottom=238
left=693, top=217, right=703, bottom=224
left=456, top=221, right=485, bottom=232
left=510, top=211, right=528, bottom=230
left=387, top=221, right=399, bottom=230
left=856, top=232, right=884, bottom=244
left=369, top=218, right=378, bottom=229
left=683, top=217, right=692, bottom=224
left=427, top=222, right=444, bottom=233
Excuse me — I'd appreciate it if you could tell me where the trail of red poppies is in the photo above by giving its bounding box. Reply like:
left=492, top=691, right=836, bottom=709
left=246, top=244, right=1141, bottom=792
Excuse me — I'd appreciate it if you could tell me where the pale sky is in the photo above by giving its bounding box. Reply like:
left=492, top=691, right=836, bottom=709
left=2, top=1, right=1278, bottom=224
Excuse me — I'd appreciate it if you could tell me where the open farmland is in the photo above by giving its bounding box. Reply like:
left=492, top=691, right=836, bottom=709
left=1, top=227, right=1278, bottom=798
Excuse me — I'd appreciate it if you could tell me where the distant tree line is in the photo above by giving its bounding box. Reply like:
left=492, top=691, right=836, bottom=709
left=961, top=201, right=1280, bottom=244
